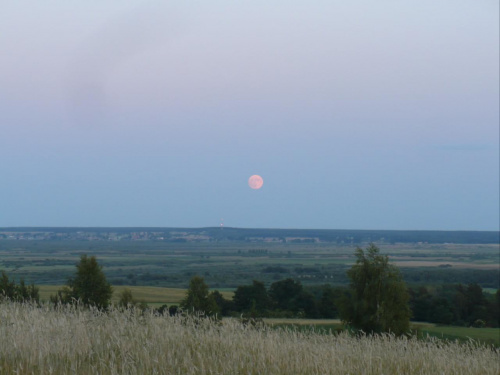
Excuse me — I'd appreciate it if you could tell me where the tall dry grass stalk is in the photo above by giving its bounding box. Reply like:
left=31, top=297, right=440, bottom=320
left=0, top=301, right=498, bottom=374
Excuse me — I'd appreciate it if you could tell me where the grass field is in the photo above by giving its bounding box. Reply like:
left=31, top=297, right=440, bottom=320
left=412, top=323, right=500, bottom=347
left=38, top=285, right=234, bottom=307
left=0, top=302, right=498, bottom=375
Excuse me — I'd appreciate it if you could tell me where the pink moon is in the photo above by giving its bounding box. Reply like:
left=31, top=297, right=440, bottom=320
left=248, top=175, right=264, bottom=189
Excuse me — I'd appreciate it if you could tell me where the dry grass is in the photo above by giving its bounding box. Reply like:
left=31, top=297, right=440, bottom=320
left=0, top=302, right=498, bottom=375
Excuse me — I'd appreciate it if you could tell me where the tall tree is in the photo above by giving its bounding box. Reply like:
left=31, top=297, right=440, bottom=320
left=51, top=255, right=112, bottom=309
left=339, top=244, right=411, bottom=335
left=180, top=276, right=219, bottom=316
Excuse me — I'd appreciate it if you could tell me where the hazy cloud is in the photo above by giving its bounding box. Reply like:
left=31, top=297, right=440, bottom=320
left=64, top=2, right=183, bottom=127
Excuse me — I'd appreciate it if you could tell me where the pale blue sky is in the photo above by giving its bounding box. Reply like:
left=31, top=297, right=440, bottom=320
left=0, top=1, right=498, bottom=230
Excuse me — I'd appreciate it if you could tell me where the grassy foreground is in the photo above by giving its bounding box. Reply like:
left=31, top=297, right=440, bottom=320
left=0, top=302, right=498, bottom=375
left=264, top=320, right=500, bottom=347
left=38, top=285, right=499, bottom=346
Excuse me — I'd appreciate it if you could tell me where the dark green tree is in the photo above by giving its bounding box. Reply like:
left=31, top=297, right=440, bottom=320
left=295, top=290, right=318, bottom=318
left=453, top=284, right=469, bottom=324
left=51, top=255, right=112, bottom=309
left=269, top=278, right=303, bottom=311
left=493, top=290, right=500, bottom=327
left=169, top=305, right=179, bottom=316
left=180, top=276, right=219, bottom=316
left=409, top=286, right=433, bottom=322
left=210, top=290, right=233, bottom=316
left=232, top=280, right=271, bottom=314
left=339, top=244, right=411, bottom=335
left=465, top=283, right=488, bottom=324
left=16, top=279, right=40, bottom=302
left=319, top=285, right=343, bottom=319
left=429, top=297, right=454, bottom=324
left=0, top=271, right=39, bottom=303
left=0, top=271, right=15, bottom=299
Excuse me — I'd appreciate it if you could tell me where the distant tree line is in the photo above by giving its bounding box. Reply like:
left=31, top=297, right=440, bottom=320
left=179, top=245, right=499, bottom=331
left=179, top=277, right=499, bottom=328
left=401, top=268, right=499, bottom=289
left=113, top=264, right=498, bottom=291
left=180, top=245, right=413, bottom=335
left=410, top=284, right=499, bottom=327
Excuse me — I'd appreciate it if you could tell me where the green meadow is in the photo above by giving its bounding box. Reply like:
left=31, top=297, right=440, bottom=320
left=38, top=285, right=233, bottom=308
left=412, top=323, right=500, bottom=347
left=1, top=240, right=498, bottom=289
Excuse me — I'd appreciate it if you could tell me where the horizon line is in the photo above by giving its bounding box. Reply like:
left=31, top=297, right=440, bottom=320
left=0, top=226, right=498, bottom=233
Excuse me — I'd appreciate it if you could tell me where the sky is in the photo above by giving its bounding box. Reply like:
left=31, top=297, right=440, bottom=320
left=0, top=1, right=498, bottom=230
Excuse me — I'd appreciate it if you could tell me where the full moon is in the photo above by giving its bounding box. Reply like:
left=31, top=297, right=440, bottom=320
left=248, top=175, right=264, bottom=189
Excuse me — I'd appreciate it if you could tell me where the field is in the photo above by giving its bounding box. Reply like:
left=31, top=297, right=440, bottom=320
left=413, top=323, right=500, bottom=347
left=1, top=239, right=498, bottom=289
left=2, top=231, right=499, bottom=353
left=38, top=285, right=233, bottom=308
left=0, top=302, right=498, bottom=375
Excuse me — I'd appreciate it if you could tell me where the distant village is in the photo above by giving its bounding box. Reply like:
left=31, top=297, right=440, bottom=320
left=0, top=229, right=318, bottom=243
left=0, top=228, right=496, bottom=245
